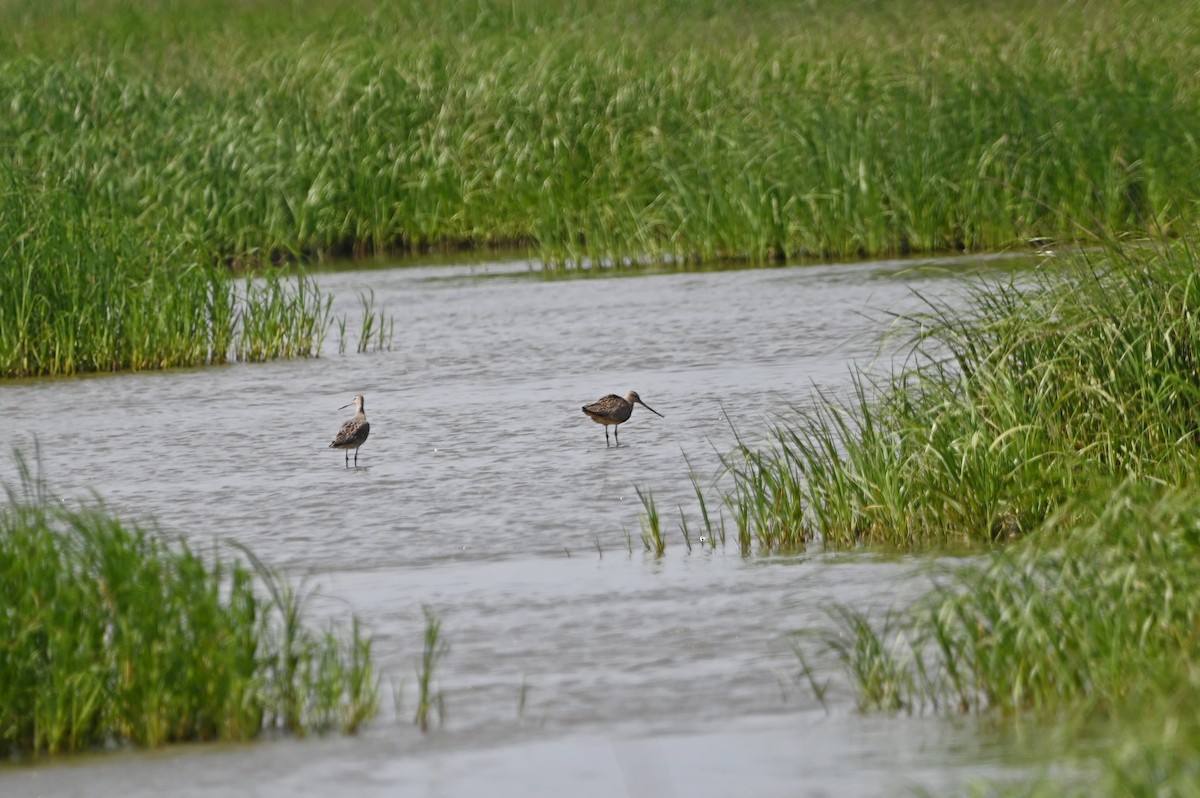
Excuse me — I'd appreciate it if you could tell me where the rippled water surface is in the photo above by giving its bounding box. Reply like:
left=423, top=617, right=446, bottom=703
left=0, top=255, right=1043, bottom=796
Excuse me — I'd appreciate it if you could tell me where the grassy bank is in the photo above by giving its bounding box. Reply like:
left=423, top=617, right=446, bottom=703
left=0, top=166, right=335, bottom=376
left=4, top=0, right=1200, bottom=375
left=0, top=459, right=377, bottom=757
left=721, top=240, right=1200, bottom=550
left=3, top=0, right=1199, bottom=267
left=817, top=484, right=1200, bottom=796
left=703, top=240, right=1200, bottom=790
left=824, top=483, right=1200, bottom=719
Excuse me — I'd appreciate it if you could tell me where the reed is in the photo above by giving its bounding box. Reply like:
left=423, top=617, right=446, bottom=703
left=763, top=240, right=1200, bottom=790
left=715, top=239, right=1200, bottom=550
left=2, top=0, right=1198, bottom=270
left=0, top=458, right=378, bottom=757
left=0, top=168, right=338, bottom=376
left=636, top=485, right=666, bottom=557
left=5, top=0, right=1198, bottom=374
left=810, top=482, right=1200, bottom=793
left=413, top=605, right=447, bottom=733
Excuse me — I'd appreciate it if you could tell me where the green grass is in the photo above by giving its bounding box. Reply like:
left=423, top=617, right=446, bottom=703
left=826, top=483, right=1200, bottom=717
left=3, top=0, right=1200, bottom=266
left=0, top=457, right=377, bottom=757
left=814, top=482, right=1200, bottom=795
left=691, top=238, right=1200, bottom=789
left=0, top=166, right=335, bottom=376
left=5, top=0, right=1200, bottom=375
left=413, top=605, right=447, bottom=733
left=713, top=239, right=1200, bottom=550
left=635, top=485, right=666, bottom=557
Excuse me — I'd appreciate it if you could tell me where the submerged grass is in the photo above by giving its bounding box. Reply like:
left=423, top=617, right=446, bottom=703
left=0, top=458, right=378, bottom=757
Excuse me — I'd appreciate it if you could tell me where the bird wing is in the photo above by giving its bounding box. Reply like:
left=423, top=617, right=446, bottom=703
left=330, top=418, right=369, bottom=447
left=582, top=395, right=626, bottom=418
left=584, top=394, right=619, bottom=409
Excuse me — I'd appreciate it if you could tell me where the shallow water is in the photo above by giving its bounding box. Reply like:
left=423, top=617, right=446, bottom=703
left=0, top=254, right=1045, bottom=796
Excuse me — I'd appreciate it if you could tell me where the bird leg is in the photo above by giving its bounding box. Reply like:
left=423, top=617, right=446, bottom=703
left=605, top=427, right=610, bottom=448
left=614, top=426, right=619, bottom=447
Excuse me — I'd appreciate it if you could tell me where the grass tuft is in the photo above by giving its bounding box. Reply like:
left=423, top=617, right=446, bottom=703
left=636, top=485, right=666, bottom=557
left=414, top=604, right=447, bottom=733
left=816, top=482, right=1200, bottom=719
left=0, top=456, right=378, bottom=757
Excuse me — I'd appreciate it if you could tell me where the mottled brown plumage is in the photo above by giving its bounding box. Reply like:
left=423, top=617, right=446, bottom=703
left=581, top=390, right=663, bottom=447
left=330, top=394, right=370, bottom=466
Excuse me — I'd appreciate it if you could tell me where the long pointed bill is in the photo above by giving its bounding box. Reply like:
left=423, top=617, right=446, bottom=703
left=637, top=399, right=664, bottom=417
left=338, top=403, right=352, bottom=410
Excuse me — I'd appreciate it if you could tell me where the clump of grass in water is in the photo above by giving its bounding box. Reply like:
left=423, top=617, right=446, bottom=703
left=334, top=290, right=397, bottom=355
left=414, top=605, right=447, bottom=733
left=807, top=482, right=1200, bottom=793
left=685, top=454, right=723, bottom=550
left=0, top=168, right=340, bottom=376
left=234, top=269, right=333, bottom=362
left=0, top=456, right=378, bottom=757
left=677, top=503, right=693, bottom=553
left=235, top=545, right=378, bottom=736
left=636, top=485, right=666, bottom=557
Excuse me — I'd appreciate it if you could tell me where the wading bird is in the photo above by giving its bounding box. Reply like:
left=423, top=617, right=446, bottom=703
left=581, top=390, right=663, bottom=447
left=330, top=394, right=370, bottom=466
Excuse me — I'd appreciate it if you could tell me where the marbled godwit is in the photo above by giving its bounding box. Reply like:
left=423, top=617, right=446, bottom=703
left=581, top=390, right=663, bottom=447
left=330, top=395, right=370, bottom=467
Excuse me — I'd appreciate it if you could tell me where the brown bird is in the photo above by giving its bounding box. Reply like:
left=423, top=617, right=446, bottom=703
left=329, top=394, right=370, bottom=467
left=581, top=390, right=663, bottom=447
